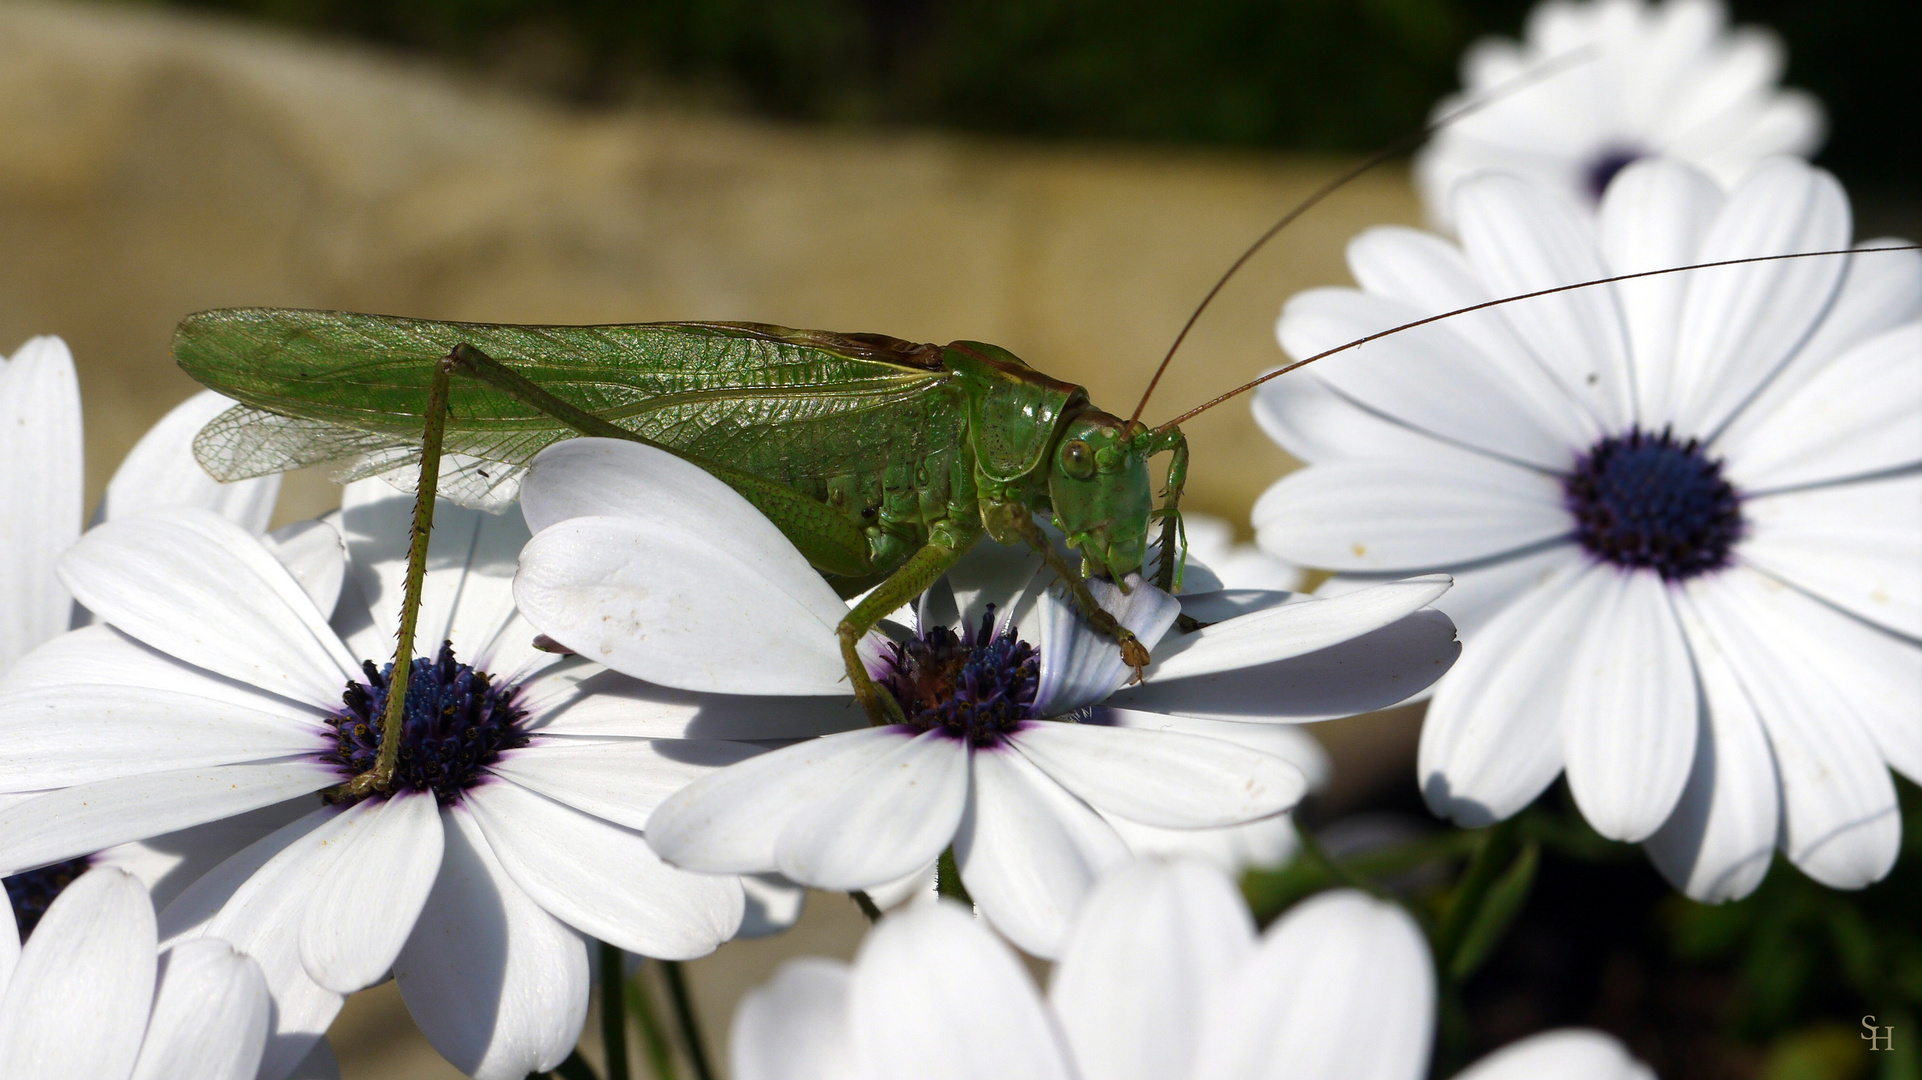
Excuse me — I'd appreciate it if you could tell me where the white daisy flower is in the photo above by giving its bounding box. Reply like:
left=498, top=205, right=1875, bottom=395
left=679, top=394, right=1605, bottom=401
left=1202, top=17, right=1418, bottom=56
left=512, top=438, right=1460, bottom=956
left=1254, top=156, right=1920, bottom=900
left=1415, top=0, right=1824, bottom=228
left=0, top=481, right=769, bottom=1080
left=0, top=865, right=273, bottom=1080
left=729, top=858, right=1656, bottom=1080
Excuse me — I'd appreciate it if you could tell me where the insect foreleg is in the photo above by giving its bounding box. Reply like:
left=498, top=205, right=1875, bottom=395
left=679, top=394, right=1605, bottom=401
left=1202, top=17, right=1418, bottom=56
left=332, top=350, right=456, bottom=801
left=838, top=519, right=984, bottom=725
left=989, top=502, right=1153, bottom=684
left=1148, top=427, right=1189, bottom=593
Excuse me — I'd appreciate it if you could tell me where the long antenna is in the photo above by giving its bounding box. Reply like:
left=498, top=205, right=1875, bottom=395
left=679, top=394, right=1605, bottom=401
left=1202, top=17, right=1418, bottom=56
left=1152, top=245, right=1922, bottom=433
left=1126, top=46, right=1599, bottom=429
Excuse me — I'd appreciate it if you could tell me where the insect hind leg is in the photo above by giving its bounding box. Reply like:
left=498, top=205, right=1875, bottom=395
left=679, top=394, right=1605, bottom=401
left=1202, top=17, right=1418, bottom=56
left=331, top=349, right=456, bottom=801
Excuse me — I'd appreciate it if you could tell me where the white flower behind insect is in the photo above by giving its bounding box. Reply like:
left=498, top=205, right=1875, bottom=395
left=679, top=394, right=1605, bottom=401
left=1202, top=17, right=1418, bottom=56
left=1255, top=155, right=1920, bottom=901
left=1415, top=0, right=1824, bottom=228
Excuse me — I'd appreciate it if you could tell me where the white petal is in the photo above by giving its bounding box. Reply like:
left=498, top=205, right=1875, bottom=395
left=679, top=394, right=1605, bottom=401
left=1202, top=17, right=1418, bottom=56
left=58, top=509, right=359, bottom=705
left=864, top=861, right=938, bottom=911
left=1116, top=606, right=1458, bottom=723
left=1558, top=569, right=1698, bottom=842
left=1012, top=722, right=1305, bottom=828
left=130, top=938, right=272, bottom=1080
left=1420, top=543, right=1591, bottom=645
left=1049, top=860, right=1254, bottom=1080
left=0, top=759, right=339, bottom=876
left=1143, top=574, right=1452, bottom=680
left=395, top=807, right=590, bottom=1080
left=0, top=866, right=155, bottom=1079
left=521, top=663, right=861, bottom=740
left=1721, top=323, right=1922, bottom=491
left=262, top=520, right=347, bottom=619
left=156, top=807, right=352, bottom=1080
left=1684, top=569, right=1900, bottom=887
left=466, top=780, right=744, bottom=959
left=1597, top=159, right=1725, bottom=423
left=1253, top=456, right=1569, bottom=571
left=646, top=727, right=912, bottom=873
left=1276, top=283, right=1585, bottom=469
left=96, top=796, right=317, bottom=912
left=1453, top=1029, right=1654, bottom=1080
left=298, top=792, right=443, bottom=993
left=485, top=736, right=761, bottom=832
left=1033, top=575, right=1182, bottom=714
left=848, top=902, right=1075, bottom=1080
left=1099, top=711, right=1331, bottom=788
left=942, top=541, right=1048, bottom=630
left=1740, top=474, right=1922, bottom=638
left=0, top=876, right=16, bottom=988
left=955, top=748, right=1129, bottom=958
left=0, top=685, right=326, bottom=792
left=1103, top=811, right=1301, bottom=873
left=1670, top=160, right=1851, bottom=436
left=1454, top=172, right=1635, bottom=431
left=1252, top=371, right=1455, bottom=465
left=1189, top=890, right=1433, bottom=1080
left=775, top=730, right=970, bottom=890
left=102, top=390, right=279, bottom=535
left=1644, top=605, right=1780, bottom=903
left=1345, top=227, right=1596, bottom=453
left=0, top=335, right=81, bottom=673
left=515, top=515, right=853, bottom=695
left=0, top=623, right=321, bottom=718
left=731, top=958, right=855, bottom=1080
left=1717, top=240, right=1922, bottom=447
left=1421, top=560, right=1593, bottom=826
left=1723, top=568, right=1922, bottom=784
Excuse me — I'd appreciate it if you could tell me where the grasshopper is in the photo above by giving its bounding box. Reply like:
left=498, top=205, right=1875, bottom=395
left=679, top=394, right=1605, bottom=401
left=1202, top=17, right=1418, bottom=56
left=176, top=314, right=1189, bottom=732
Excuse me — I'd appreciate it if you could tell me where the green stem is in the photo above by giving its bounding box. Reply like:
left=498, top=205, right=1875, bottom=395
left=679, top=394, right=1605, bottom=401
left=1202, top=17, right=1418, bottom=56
left=599, top=943, right=631, bottom=1080
left=661, top=961, right=716, bottom=1080
left=1433, top=817, right=1520, bottom=974
left=625, top=960, right=680, bottom=1080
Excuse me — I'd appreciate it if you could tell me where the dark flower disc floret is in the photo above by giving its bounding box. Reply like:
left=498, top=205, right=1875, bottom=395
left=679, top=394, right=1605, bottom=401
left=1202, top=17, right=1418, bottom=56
left=324, top=640, right=529, bottom=805
left=877, top=606, right=1039, bottom=747
left=1584, top=145, right=1647, bottom=202
left=4, top=855, right=94, bottom=941
left=1565, top=426, right=1744, bottom=580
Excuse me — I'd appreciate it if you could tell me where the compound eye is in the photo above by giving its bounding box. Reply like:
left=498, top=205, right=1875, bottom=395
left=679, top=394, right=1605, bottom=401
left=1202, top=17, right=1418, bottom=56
left=1061, top=439, right=1096, bottom=480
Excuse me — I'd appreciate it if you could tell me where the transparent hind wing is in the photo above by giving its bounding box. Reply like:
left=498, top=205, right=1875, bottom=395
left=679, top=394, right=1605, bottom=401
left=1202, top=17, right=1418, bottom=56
left=194, top=404, right=529, bottom=512
left=345, top=452, right=527, bottom=513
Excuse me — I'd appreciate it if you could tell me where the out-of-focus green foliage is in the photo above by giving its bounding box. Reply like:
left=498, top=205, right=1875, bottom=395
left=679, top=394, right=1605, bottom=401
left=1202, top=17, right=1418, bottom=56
left=126, top=0, right=1915, bottom=191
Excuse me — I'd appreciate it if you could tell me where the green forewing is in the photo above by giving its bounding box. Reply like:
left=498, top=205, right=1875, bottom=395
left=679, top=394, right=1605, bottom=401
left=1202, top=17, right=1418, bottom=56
left=177, top=309, right=967, bottom=505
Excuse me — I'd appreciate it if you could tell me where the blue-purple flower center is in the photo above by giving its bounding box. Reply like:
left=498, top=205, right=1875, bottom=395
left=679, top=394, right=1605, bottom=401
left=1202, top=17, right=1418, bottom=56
left=323, top=641, right=528, bottom=805
left=1565, top=427, right=1743, bottom=580
left=877, top=608, right=1039, bottom=747
left=5, top=855, right=92, bottom=941
left=1584, top=145, right=1646, bottom=201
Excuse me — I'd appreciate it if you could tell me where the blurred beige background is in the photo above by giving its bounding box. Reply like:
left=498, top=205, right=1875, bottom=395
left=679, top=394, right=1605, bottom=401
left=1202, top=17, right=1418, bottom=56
left=1, top=1, right=1424, bottom=1075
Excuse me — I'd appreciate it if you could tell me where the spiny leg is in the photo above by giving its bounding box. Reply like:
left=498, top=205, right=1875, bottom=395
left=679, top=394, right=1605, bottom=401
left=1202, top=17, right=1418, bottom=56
left=1149, top=427, right=1189, bottom=594
left=838, top=520, right=983, bottom=725
left=334, top=350, right=455, bottom=800
left=997, top=507, right=1152, bottom=683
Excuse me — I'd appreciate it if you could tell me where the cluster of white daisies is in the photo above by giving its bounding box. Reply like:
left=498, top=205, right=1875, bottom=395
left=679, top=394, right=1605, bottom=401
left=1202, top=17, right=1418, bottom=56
left=0, top=0, right=1911, bottom=1077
